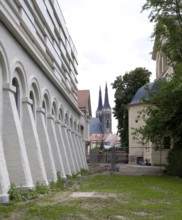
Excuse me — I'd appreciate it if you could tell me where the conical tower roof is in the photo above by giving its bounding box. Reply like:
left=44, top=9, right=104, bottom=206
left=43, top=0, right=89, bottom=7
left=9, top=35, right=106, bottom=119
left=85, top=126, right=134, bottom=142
left=103, top=82, right=111, bottom=109
left=97, top=86, right=103, bottom=111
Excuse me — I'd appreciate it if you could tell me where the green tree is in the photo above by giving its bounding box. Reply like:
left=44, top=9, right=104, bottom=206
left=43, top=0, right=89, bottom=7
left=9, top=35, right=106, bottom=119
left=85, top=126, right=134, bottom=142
left=134, top=69, right=182, bottom=176
left=142, top=0, right=182, bottom=69
left=112, top=67, right=151, bottom=150
left=136, top=0, right=182, bottom=175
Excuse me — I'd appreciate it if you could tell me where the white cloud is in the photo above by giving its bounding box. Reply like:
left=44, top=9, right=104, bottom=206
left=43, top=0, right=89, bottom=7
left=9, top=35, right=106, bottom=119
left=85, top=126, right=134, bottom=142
left=59, top=0, right=156, bottom=133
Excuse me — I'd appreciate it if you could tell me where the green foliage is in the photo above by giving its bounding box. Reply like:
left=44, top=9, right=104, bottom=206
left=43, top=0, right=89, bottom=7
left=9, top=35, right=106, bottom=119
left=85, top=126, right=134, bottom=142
left=134, top=70, right=182, bottom=145
left=90, top=147, right=100, bottom=152
left=133, top=68, right=182, bottom=175
left=79, top=169, right=90, bottom=176
left=8, top=183, right=22, bottom=202
left=138, top=1, right=182, bottom=176
left=8, top=183, right=38, bottom=202
left=8, top=171, right=68, bottom=203
left=142, top=0, right=182, bottom=67
left=112, top=67, right=151, bottom=149
left=167, top=147, right=182, bottom=177
left=50, top=171, right=66, bottom=190
left=35, top=181, right=49, bottom=194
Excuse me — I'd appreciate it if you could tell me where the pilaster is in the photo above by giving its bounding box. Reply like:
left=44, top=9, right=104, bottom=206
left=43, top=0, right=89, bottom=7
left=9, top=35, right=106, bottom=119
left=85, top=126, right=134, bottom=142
left=77, top=134, right=88, bottom=170
left=47, top=114, right=66, bottom=178
left=62, top=124, right=76, bottom=174
left=68, top=129, right=79, bottom=172
left=22, top=98, right=48, bottom=184
left=75, top=132, right=84, bottom=169
left=71, top=130, right=82, bottom=171
left=2, top=84, right=33, bottom=187
left=36, top=107, right=57, bottom=182
left=0, top=137, right=10, bottom=204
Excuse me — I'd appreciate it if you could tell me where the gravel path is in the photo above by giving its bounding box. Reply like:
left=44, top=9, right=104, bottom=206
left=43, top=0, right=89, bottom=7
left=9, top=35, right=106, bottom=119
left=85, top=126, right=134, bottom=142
left=88, top=163, right=165, bottom=175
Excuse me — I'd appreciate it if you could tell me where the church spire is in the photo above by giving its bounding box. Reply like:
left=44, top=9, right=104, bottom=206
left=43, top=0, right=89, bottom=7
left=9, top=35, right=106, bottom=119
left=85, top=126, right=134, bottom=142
left=97, top=86, right=103, bottom=111
left=104, top=82, right=111, bottom=109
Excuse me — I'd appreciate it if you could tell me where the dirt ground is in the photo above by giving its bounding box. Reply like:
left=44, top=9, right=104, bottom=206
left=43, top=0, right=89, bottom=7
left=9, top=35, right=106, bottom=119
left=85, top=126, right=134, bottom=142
left=88, top=163, right=165, bottom=175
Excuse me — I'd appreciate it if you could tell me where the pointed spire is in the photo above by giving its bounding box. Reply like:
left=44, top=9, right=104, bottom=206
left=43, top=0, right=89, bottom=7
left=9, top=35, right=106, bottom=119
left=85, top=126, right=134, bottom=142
left=97, top=86, right=103, bottom=111
left=104, top=82, right=111, bottom=109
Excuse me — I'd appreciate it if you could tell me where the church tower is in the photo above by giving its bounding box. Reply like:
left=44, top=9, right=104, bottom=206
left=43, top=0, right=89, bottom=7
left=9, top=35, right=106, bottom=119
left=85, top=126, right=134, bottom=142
left=96, top=83, right=112, bottom=134
left=96, top=86, right=103, bottom=121
left=102, top=83, right=112, bottom=134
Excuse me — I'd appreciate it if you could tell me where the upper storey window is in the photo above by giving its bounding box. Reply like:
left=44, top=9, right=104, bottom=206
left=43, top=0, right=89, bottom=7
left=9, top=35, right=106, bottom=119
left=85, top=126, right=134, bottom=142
left=157, top=53, right=168, bottom=78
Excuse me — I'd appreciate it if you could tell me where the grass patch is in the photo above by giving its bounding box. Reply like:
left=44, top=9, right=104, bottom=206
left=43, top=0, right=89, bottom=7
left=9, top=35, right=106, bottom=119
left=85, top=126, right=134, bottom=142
left=0, top=174, right=182, bottom=219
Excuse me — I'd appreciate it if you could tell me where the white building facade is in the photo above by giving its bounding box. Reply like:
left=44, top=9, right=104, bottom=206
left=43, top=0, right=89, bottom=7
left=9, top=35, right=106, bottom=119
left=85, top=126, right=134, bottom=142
left=0, top=0, right=88, bottom=203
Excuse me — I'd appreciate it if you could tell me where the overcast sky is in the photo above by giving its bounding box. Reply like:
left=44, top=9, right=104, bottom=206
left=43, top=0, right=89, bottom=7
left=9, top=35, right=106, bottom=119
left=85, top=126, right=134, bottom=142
left=59, top=0, right=156, bottom=133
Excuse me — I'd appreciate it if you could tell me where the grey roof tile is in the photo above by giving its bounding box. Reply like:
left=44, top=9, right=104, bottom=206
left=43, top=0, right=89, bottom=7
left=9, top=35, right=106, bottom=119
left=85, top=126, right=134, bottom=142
left=130, top=79, right=163, bottom=105
left=89, top=118, right=103, bottom=134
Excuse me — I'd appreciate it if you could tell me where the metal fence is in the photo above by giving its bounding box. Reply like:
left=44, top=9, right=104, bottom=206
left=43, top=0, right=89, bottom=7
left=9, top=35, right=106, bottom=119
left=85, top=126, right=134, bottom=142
left=89, top=149, right=128, bottom=164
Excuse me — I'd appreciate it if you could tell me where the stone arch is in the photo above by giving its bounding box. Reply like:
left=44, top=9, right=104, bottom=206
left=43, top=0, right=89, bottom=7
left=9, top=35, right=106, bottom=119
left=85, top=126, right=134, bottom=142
left=0, top=45, right=10, bottom=195
left=0, top=44, right=10, bottom=131
left=12, top=60, right=28, bottom=97
left=29, top=77, right=41, bottom=108
left=29, top=78, right=41, bottom=120
left=11, top=61, right=28, bottom=121
left=0, top=43, right=10, bottom=83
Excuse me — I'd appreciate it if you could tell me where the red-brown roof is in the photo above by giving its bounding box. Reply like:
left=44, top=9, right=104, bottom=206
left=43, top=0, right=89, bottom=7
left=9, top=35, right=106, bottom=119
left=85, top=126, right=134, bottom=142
left=89, top=135, right=104, bottom=141
left=77, top=90, right=92, bottom=116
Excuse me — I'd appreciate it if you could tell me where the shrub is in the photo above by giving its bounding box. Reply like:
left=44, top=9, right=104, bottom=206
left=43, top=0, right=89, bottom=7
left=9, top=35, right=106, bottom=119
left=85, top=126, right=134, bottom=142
left=166, top=147, right=182, bottom=177
left=8, top=183, right=22, bottom=202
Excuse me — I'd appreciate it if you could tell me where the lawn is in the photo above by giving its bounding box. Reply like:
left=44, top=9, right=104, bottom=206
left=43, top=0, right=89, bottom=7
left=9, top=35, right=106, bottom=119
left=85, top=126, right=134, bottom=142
left=0, top=174, right=182, bottom=220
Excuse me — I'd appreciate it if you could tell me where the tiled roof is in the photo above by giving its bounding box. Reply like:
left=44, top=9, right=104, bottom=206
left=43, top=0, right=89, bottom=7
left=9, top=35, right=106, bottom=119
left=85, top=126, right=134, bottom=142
left=77, top=90, right=92, bottom=116
left=129, top=79, right=162, bottom=105
left=89, top=135, right=103, bottom=141
left=77, top=90, right=90, bottom=108
left=89, top=118, right=103, bottom=134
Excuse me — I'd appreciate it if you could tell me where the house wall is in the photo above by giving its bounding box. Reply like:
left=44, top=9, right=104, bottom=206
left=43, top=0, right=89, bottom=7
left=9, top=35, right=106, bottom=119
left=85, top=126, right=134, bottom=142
left=128, top=104, right=169, bottom=165
left=128, top=104, right=146, bottom=163
left=154, top=51, right=174, bottom=78
left=0, top=0, right=88, bottom=203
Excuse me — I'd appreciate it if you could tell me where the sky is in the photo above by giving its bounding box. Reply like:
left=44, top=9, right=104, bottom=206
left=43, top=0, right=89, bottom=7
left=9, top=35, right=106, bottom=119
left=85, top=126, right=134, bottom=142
left=58, top=0, right=156, bottom=133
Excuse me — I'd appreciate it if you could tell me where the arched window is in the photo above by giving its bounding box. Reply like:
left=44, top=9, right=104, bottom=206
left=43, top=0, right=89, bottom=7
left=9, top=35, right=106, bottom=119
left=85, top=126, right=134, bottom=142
left=65, top=114, right=68, bottom=125
left=80, top=125, right=84, bottom=136
left=29, top=91, right=35, bottom=118
left=12, top=77, right=20, bottom=115
left=106, top=119, right=109, bottom=129
left=42, top=100, right=47, bottom=122
left=52, top=102, right=57, bottom=119
left=59, top=109, right=63, bottom=122
left=42, top=100, right=46, bottom=109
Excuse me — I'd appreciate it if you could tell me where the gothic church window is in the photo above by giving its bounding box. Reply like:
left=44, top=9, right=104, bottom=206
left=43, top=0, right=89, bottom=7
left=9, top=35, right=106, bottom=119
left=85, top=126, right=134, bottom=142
left=106, top=119, right=109, bottom=129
